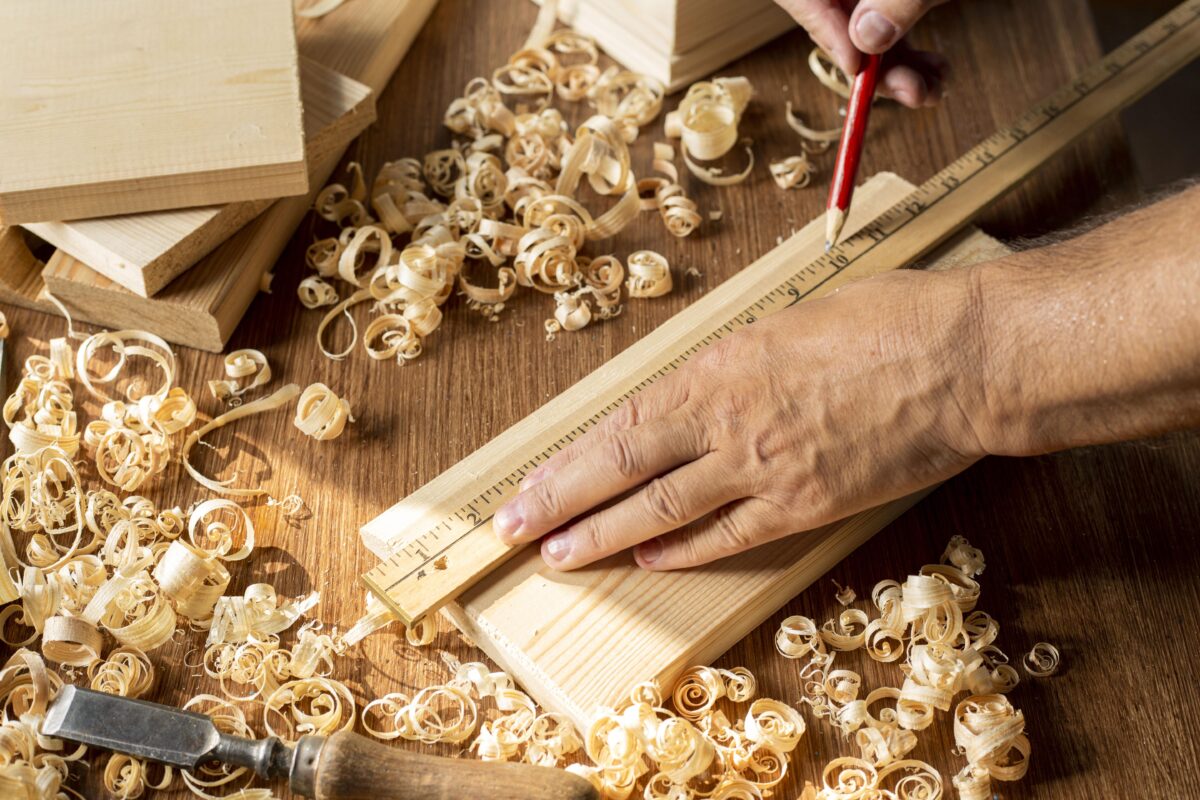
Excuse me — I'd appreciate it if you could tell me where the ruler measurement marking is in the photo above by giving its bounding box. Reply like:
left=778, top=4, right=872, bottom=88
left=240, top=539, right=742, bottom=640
left=364, top=2, right=1200, bottom=622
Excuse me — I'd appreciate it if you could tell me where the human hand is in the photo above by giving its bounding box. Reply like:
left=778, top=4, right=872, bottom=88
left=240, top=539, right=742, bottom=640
left=775, top=0, right=951, bottom=108
left=492, top=268, right=988, bottom=571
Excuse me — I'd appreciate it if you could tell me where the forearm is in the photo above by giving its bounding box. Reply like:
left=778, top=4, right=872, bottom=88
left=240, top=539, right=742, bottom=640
left=964, top=184, right=1200, bottom=456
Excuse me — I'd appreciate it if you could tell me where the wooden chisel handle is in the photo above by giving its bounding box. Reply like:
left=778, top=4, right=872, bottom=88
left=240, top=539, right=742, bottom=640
left=290, top=731, right=598, bottom=800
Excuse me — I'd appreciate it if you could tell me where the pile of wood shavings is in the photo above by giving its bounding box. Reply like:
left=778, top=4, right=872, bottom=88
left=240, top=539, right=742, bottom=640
left=776, top=535, right=1044, bottom=800
left=0, top=326, right=375, bottom=799
left=298, top=12, right=733, bottom=357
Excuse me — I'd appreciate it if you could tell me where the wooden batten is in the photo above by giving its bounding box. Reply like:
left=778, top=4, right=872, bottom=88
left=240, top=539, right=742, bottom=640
left=25, top=59, right=375, bottom=298
left=0, top=0, right=308, bottom=225
left=26, top=0, right=440, bottom=351
left=362, top=174, right=1013, bottom=729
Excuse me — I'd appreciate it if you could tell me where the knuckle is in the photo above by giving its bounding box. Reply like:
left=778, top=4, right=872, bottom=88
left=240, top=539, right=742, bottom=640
left=707, top=386, right=754, bottom=434
left=527, top=480, right=568, bottom=522
left=713, top=507, right=757, bottom=553
left=602, top=432, right=641, bottom=479
left=610, top=396, right=642, bottom=432
left=578, top=517, right=611, bottom=558
left=643, top=478, right=688, bottom=528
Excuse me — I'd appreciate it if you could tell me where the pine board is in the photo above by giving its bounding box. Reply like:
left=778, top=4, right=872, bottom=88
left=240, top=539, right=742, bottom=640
left=24, top=58, right=375, bottom=298
left=389, top=173, right=1014, bottom=729
left=28, top=0, right=440, bottom=352
left=0, top=228, right=50, bottom=313
left=537, top=0, right=795, bottom=90
left=0, top=0, right=308, bottom=225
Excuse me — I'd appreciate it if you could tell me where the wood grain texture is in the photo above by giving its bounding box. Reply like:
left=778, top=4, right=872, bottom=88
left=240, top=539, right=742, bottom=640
left=31, top=0, right=439, bottom=352
left=540, top=0, right=796, bottom=90
left=305, top=731, right=598, bottom=800
left=418, top=175, right=1013, bottom=729
left=24, top=59, right=376, bottom=298
left=0, top=227, right=50, bottom=312
left=4, top=2, right=1197, bottom=798
left=0, top=0, right=308, bottom=224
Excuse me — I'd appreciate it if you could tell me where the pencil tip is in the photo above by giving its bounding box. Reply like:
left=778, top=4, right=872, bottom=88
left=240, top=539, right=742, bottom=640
left=824, top=240, right=831, bottom=253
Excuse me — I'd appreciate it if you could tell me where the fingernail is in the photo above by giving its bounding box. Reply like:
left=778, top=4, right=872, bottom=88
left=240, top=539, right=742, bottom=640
left=855, top=10, right=897, bottom=52
left=494, top=501, right=523, bottom=541
left=637, top=537, right=664, bottom=566
left=544, top=533, right=571, bottom=563
left=520, top=468, right=546, bottom=492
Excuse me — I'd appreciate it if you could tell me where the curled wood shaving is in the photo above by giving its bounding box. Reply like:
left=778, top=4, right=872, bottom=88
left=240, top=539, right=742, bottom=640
left=294, top=383, right=354, bottom=441
left=638, top=143, right=701, bottom=238
left=0, top=311, right=8, bottom=339
left=1022, top=642, right=1060, bottom=677
left=181, top=384, right=301, bottom=497
left=665, top=77, right=756, bottom=185
left=207, top=349, right=271, bottom=405
left=809, top=48, right=853, bottom=99
left=206, top=584, right=319, bottom=647
left=295, top=0, right=350, bottom=19
left=785, top=102, right=841, bottom=154
left=89, top=646, right=156, bottom=698
left=297, top=275, right=340, bottom=309
left=625, top=251, right=672, bottom=298
left=264, top=677, right=355, bottom=743
left=770, top=154, right=817, bottom=190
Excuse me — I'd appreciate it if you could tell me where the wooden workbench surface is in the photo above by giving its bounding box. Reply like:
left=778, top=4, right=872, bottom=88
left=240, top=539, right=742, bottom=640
left=4, top=1, right=1198, bottom=797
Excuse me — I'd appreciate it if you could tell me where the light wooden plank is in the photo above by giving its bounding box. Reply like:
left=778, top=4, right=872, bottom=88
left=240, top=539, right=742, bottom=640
left=363, top=174, right=1013, bottom=729
left=0, top=227, right=51, bottom=313
left=535, top=0, right=795, bottom=90
left=25, top=59, right=375, bottom=298
left=33, top=0, right=441, bottom=352
left=0, top=0, right=308, bottom=225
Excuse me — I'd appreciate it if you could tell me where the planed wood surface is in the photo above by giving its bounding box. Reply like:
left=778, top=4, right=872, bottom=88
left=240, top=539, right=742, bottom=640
left=3, top=2, right=1198, bottom=798
left=28, top=0, right=439, bottom=352
left=24, top=59, right=376, bottom=298
left=541, top=0, right=796, bottom=90
left=0, top=0, right=308, bottom=225
left=419, top=175, right=1014, bottom=729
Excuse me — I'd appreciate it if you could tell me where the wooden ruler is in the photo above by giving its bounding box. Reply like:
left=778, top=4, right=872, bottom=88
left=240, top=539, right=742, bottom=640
left=362, top=1, right=1200, bottom=625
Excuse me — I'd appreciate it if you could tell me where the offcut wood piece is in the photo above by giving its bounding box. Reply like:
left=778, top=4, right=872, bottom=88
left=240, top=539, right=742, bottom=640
left=32, top=0, right=440, bottom=352
left=0, top=227, right=51, bottom=313
left=363, top=173, right=1011, bottom=729
left=0, top=0, right=308, bottom=225
left=536, top=0, right=795, bottom=90
left=24, top=58, right=375, bottom=298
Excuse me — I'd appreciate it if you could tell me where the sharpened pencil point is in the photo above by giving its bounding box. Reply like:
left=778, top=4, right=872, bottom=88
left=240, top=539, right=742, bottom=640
left=824, top=240, right=831, bottom=253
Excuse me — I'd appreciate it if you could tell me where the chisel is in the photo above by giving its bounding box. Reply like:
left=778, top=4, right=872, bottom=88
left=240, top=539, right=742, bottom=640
left=43, top=685, right=597, bottom=800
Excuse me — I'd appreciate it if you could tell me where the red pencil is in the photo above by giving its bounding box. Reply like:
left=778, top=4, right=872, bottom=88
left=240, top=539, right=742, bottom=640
left=825, top=52, right=883, bottom=252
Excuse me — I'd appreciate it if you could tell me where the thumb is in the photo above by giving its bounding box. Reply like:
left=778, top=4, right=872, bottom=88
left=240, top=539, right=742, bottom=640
left=848, top=0, right=945, bottom=54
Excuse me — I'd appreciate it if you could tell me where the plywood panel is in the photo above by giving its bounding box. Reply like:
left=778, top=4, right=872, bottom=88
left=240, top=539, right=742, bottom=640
left=0, top=0, right=308, bottom=224
left=25, top=59, right=374, bottom=298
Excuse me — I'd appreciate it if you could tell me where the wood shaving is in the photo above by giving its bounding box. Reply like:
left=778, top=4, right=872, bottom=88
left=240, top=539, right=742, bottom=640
left=785, top=102, right=841, bottom=154
left=774, top=537, right=1036, bottom=798
left=665, top=77, right=756, bottom=185
left=295, top=0, right=350, bottom=19
left=770, top=154, right=817, bottom=190
left=294, top=383, right=354, bottom=441
left=1022, top=642, right=1061, bottom=677
left=207, top=349, right=271, bottom=405
left=297, top=275, right=340, bottom=309
left=625, top=250, right=672, bottom=298
left=299, top=25, right=694, bottom=358
left=181, top=384, right=301, bottom=497
left=808, top=49, right=853, bottom=99
left=833, top=580, right=856, bottom=606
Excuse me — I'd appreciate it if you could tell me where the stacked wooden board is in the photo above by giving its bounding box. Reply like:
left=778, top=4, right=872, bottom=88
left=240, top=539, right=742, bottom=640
left=0, top=0, right=441, bottom=352
left=537, top=0, right=796, bottom=90
left=362, top=173, right=1013, bottom=729
left=0, top=0, right=309, bottom=225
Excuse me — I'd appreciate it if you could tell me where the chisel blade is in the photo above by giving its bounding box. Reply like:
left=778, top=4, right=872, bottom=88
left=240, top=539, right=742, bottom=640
left=42, top=685, right=222, bottom=770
